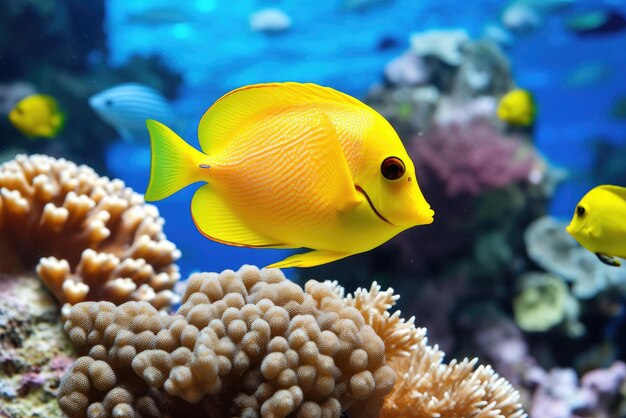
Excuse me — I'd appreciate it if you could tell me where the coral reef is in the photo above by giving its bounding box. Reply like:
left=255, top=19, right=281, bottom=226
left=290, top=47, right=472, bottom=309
left=381, top=328, right=525, bottom=418
left=0, top=154, right=180, bottom=311
left=58, top=265, right=526, bottom=418
left=366, top=36, right=513, bottom=137
left=412, top=119, right=540, bottom=197
left=409, top=29, right=470, bottom=66
left=527, top=361, right=626, bottom=418
left=0, top=273, right=74, bottom=418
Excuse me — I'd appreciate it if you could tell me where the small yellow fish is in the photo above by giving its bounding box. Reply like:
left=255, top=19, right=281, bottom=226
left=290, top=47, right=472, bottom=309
left=8, top=94, right=65, bottom=139
left=497, top=88, right=536, bottom=126
left=145, top=82, right=434, bottom=268
left=566, top=184, right=626, bottom=267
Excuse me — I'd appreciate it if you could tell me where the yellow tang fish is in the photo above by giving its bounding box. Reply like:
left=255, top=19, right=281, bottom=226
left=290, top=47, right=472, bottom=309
left=566, top=184, right=626, bottom=267
left=8, top=94, right=65, bottom=138
left=145, top=82, right=434, bottom=268
left=497, top=88, right=536, bottom=127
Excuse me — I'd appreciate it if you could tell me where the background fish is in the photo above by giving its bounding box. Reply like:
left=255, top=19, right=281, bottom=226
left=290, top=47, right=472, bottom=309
left=497, top=88, right=536, bottom=126
left=566, top=185, right=626, bottom=267
left=145, top=82, right=434, bottom=268
left=89, top=83, right=176, bottom=141
left=8, top=93, right=65, bottom=139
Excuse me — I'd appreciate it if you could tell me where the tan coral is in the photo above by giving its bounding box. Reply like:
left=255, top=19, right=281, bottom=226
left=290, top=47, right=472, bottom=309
left=58, top=265, right=397, bottom=418
left=0, top=154, right=180, bottom=310
left=345, top=281, right=423, bottom=359
left=58, top=265, right=527, bottom=418
left=381, top=329, right=526, bottom=418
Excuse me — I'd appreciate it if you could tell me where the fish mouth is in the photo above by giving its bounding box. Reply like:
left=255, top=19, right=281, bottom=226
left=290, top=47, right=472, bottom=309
left=355, top=185, right=393, bottom=225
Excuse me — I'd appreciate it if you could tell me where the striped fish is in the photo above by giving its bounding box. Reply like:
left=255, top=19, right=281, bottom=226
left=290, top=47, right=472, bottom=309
left=89, top=83, right=175, bottom=141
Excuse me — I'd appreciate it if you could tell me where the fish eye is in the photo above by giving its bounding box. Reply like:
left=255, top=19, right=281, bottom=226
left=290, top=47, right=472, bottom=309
left=381, top=156, right=405, bottom=180
left=15, top=106, right=23, bottom=115
left=576, top=206, right=585, bottom=217
left=105, top=99, right=113, bottom=106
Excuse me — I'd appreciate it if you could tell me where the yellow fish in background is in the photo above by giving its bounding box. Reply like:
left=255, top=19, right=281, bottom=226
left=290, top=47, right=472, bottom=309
left=497, top=88, right=536, bottom=126
left=8, top=94, right=65, bottom=138
left=566, top=185, right=626, bottom=267
left=145, top=82, right=434, bottom=268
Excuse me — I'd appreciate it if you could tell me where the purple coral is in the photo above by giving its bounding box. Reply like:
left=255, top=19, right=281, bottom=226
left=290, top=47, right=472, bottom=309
left=526, top=362, right=626, bottom=418
left=412, top=119, right=538, bottom=196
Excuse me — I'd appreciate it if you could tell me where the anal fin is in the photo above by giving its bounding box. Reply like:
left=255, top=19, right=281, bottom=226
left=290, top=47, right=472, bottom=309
left=596, top=253, right=621, bottom=267
left=192, top=184, right=284, bottom=248
left=265, top=250, right=351, bottom=268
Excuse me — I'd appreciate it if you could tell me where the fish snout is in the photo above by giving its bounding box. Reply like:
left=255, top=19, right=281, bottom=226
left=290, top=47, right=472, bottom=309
left=8, top=109, right=19, bottom=124
left=88, top=95, right=101, bottom=110
left=418, top=207, right=435, bottom=225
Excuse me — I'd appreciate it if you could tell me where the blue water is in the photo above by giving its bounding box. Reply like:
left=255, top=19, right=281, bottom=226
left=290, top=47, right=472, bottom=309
left=102, top=0, right=626, bottom=276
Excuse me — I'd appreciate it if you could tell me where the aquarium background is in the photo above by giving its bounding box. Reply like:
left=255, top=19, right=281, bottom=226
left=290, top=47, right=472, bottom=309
left=2, top=0, right=626, bottom=416
left=104, top=0, right=626, bottom=275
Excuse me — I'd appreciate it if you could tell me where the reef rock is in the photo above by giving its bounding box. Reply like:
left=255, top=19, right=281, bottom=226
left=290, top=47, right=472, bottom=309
left=0, top=273, right=74, bottom=417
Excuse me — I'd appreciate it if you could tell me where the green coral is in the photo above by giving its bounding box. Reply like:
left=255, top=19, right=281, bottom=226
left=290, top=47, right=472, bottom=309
left=513, top=272, right=582, bottom=335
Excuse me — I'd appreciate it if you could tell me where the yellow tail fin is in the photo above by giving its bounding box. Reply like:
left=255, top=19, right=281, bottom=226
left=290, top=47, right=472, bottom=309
left=145, top=119, right=207, bottom=201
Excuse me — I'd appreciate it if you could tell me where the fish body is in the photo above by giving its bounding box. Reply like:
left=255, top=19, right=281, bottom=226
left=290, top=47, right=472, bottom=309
left=565, top=9, right=626, bottom=36
left=566, top=185, right=626, bottom=266
left=8, top=94, right=65, bottom=138
left=497, top=88, right=536, bottom=126
left=89, top=83, right=175, bottom=141
left=145, top=82, right=434, bottom=268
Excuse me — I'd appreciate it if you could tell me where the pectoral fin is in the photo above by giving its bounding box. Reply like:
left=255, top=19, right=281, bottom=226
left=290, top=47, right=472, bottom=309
left=265, top=250, right=351, bottom=268
left=305, top=112, right=361, bottom=212
left=596, top=253, right=621, bottom=267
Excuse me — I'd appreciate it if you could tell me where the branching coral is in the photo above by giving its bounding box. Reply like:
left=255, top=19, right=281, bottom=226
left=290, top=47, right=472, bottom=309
left=412, top=119, right=540, bottom=197
left=348, top=283, right=525, bottom=418
left=0, top=154, right=180, bottom=310
left=381, top=330, right=526, bottom=418
left=345, top=281, right=422, bottom=359
left=58, top=266, right=526, bottom=418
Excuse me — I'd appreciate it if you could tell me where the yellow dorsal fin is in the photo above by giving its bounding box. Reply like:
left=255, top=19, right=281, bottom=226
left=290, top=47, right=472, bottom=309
left=191, top=184, right=286, bottom=248
left=197, top=82, right=366, bottom=155
left=598, top=184, right=626, bottom=201
left=39, top=95, right=59, bottom=112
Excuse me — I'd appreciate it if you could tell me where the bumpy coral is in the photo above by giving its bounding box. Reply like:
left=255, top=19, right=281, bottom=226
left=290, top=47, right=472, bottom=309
left=0, top=154, right=180, bottom=310
left=58, top=266, right=397, bottom=418
left=412, top=119, right=540, bottom=197
left=381, top=328, right=526, bottom=418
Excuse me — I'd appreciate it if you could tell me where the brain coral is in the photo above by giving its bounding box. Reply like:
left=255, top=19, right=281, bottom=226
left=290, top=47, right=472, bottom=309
left=58, top=265, right=398, bottom=418
left=0, top=154, right=180, bottom=310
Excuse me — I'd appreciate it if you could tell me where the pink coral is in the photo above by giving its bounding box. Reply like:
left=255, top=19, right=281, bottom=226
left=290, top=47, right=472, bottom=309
left=412, top=119, right=538, bottom=196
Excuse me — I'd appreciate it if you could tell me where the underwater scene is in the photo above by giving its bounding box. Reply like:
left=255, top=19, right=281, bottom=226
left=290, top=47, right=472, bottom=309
left=2, top=0, right=626, bottom=416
